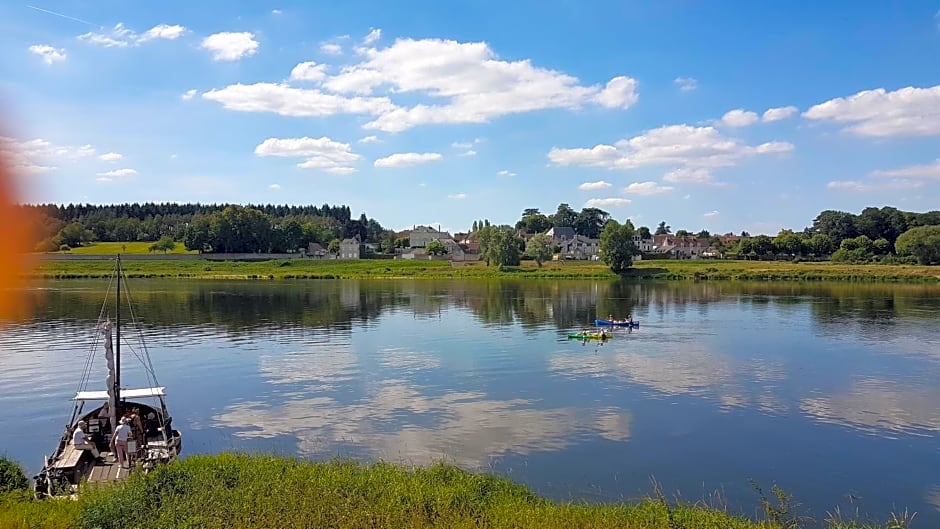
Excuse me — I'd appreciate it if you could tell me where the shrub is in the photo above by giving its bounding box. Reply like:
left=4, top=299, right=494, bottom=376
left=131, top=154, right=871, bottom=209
left=0, top=456, right=28, bottom=494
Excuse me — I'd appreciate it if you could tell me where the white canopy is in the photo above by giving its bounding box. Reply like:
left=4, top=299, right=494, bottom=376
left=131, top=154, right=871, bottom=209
left=73, top=387, right=166, bottom=401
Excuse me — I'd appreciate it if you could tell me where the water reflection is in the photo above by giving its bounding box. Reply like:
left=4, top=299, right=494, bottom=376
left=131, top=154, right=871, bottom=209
left=4, top=279, right=940, bottom=525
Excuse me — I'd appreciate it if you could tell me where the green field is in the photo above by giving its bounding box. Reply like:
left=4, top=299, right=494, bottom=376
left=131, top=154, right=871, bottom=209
left=58, top=241, right=198, bottom=255
left=30, top=256, right=940, bottom=282
left=0, top=454, right=910, bottom=529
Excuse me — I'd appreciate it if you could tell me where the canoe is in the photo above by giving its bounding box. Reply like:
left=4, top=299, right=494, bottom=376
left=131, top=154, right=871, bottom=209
left=595, top=319, right=639, bottom=327
left=567, top=332, right=611, bottom=340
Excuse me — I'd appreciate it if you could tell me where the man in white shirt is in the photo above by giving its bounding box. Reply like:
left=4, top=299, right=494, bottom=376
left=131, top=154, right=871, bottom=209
left=111, top=416, right=131, bottom=468
left=72, top=421, right=100, bottom=458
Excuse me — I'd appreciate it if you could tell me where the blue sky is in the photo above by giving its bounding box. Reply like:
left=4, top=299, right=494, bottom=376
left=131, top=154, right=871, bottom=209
left=1, top=1, right=938, bottom=235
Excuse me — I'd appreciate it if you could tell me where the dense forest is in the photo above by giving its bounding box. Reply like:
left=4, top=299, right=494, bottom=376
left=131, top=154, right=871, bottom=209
left=23, top=203, right=390, bottom=254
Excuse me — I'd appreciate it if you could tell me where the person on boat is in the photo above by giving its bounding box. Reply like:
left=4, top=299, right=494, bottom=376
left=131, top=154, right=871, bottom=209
left=627, top=313, right=633, bottom=324
left=129, top=408, right=145, bottom=457
left=72, top=420, right=99, bottom=459
left=111, top=416, right=132, bottom=468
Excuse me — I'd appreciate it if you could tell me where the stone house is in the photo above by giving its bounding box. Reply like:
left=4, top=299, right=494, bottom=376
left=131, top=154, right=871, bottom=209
left=339, top=236, right=363, bottom=259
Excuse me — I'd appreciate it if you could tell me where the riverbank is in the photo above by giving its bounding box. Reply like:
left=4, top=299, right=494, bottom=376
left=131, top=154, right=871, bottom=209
left=0, top=454, right=905, bottom=529
left=29, top=257, right=940, bottom=282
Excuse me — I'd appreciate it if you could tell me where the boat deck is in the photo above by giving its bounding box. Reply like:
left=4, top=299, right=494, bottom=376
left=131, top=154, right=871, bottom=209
left=86, top=451, right=132, bottom=485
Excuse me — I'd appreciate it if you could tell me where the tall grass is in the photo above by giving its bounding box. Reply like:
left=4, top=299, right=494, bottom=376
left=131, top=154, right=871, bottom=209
left=0, top=454, right=917, bottom=529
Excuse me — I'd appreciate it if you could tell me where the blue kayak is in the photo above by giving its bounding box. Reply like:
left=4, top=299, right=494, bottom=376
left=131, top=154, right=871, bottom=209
left=595, top=319, right=639, bottom=327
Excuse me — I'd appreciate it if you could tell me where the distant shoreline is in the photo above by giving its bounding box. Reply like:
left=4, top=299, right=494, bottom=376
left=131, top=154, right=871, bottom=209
left=27, top=256, right=940, bottom=283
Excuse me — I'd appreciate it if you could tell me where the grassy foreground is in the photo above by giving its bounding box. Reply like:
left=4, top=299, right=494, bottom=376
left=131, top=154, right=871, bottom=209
left=31, top=257, right=940, bottom=282
left=0, top=454, right=909, bottom=529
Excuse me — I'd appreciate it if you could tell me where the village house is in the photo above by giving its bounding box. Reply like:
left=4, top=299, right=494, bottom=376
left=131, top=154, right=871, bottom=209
left=651, top=234, right=710, bottom=259
left=557, top=234, right=600, bottom=260
left=306, top=242, right=328, bottom=259
left=545, top=226, right=576, bottom=242
left=632, top=234, right=654, bottom=252
left=339, top=236, right=363, bottom=259
left=408, top=225, right=453, bottom=248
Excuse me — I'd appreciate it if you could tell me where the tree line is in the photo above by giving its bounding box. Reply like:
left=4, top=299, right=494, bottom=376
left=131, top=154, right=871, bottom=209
left=23, top=202, right=389, bottom=254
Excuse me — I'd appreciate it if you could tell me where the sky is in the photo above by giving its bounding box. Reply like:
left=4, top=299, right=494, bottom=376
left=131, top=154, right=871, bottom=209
left=1, top=1, right=938, bottom=235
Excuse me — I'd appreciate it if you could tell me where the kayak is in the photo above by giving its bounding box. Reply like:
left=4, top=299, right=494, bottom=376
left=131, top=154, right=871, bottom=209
left=595, top=319, right=639, bottom=327
left=568, top=332, right=611, bottom=340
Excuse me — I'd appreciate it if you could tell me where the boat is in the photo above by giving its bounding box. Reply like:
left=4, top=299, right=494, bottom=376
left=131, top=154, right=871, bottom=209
left=594, top=319, right=639, bottom=327
left=33, top=256, right=182, bottom=498
left=567, top=332, right=611, bottom=340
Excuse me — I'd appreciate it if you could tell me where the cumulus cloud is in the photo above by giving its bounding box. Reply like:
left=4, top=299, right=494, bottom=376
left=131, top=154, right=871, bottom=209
left=181, top=89, right=197, bottom=101
left=870, top=159, right=940, bottom=179
left=290, top=61, right=328, bottom=82
left=272, top=9, right=282, bottom=15
left=624, top=181, right=674, bottom=195
left=457, top=150, right=476, bottom=157
left=662, top=167, right=721, bottom=185
left=578, top=180, right=612, bottom=190
left=1, top=136, right=96, bottom=174
left=674, top=77, right=698, bottom=92
left=826, top=180, right=923, bottom=192
left=98, top=152, right=123, bottom=162
left=585, top=198, right=630, bottom=208
left=78, top=22, right=188, bottom=47
left=452, top=139, right=484, bottom=149
left=320, top=43, right=343, bottom=55
left=201, top=32, right=259, bottom=61
left=358, top=135, right=381, bottom=144
left=548, top=124, right=792, bottom=172
left=447, top=193, right=467, bottom=200
left=269, top=183, right=281, bottom=189
left=374, top=152, right=442, bottom=168
left=204, top=37, right=637, bottom=133
left=721, top=109, right=759, bottom=127
left=254, top=136, right=360, bottom=174
left=762, top=106, right=798, bottom=122
left=28, top=44, right=66, bottom=64
left=363, top=28, right=382, bottom=45
left=804, top=85, right=940, bottom=137
left=496, top=170, right=517, bottom=177
left=96, top=168, right=137, bottom=178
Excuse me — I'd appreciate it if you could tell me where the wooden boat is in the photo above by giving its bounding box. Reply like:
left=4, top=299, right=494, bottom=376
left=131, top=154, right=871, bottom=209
left=568, top=331, right=611, bottom=340
left=594, top=319, right=639, bottom=327
left=33, top=256, right=182, bottom=498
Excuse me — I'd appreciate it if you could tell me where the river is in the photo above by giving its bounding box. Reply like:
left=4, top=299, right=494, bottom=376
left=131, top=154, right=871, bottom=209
left=1, top=279, right=939, bottom=525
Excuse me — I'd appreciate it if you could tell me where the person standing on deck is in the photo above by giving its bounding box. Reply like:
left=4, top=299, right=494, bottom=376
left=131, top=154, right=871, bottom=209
left=111, top=417, right=131, bottom=468
left=72, top=421, right=99, bottom=458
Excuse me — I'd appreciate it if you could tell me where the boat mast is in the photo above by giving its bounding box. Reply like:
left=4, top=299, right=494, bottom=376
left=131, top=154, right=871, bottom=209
left=115, top=255, right=121, bottom=413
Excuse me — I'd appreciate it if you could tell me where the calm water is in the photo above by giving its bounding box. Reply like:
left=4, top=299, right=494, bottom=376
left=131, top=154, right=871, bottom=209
left=2, top=279, right=940, bottom=525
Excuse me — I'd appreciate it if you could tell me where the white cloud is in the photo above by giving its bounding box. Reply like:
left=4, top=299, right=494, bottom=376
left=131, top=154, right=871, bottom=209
left=181, top=89, right=197, bottom=101
left=585, top=198, right=630, bottom=208
left=1, top=136, right=95, bottom=174
left=578, top=180, right=612, bottom=191
left=803, top=85, right=940, bottom=137
left=28, top=44, right=66, bottom=65
left=549, top=124, right=792, bottom=172
left=624, top=181, right=674, bottom=195
left=201, top=32, right=259, bottom=61
left=496, top=170, right=517, bottom=177
left=592, top=76, right=638, bottom=109
left=721, top=109, right=759, bottom=127
left=289, top=61, right=328, bottom=82
left=138, top=24, right=188, bottom=42
left=674, top=77, right=698, bottom=92
left=457, top=150, right=476, bottom=157
left=762, top=106, right=798, bottom=122
left=78, top=22, right=188, bottom=47
left=452, top=138, right=484, bottom=149
left=363, top=28, right=382, bottom=45
left=317, top=37, right=636, bottom=132
left=254, top=136, right=360, bottom=174
left=662, top=167, right=726, bottom=186
left=269, top=183, right=281, bottom=189
left=871, top=159, right=940, bottom=179
left=358, top=135, right=381, bottom=144
left=320, top=43, right=343, bottom=55
left=826, top=180, right=924, bottom=192
left=374, top=152, right=442, bottom=168
left=202, top=83, right=396, bottom=117
left=98, top=152, right=122, bottom=162
left=96, top=168, right=137, bottom=178
left=447, top=193, right=467, bottom=200
left=272, top=9, right=282, bottom=15
left=703, top=210, right=720, bottom=217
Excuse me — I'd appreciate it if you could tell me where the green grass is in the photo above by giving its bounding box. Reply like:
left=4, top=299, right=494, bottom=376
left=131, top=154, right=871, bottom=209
left=0, top=454, right=913, bottom=529
left=30, top=256, right=940, bottom=282
left=57, top=241, right=197, bottom=255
